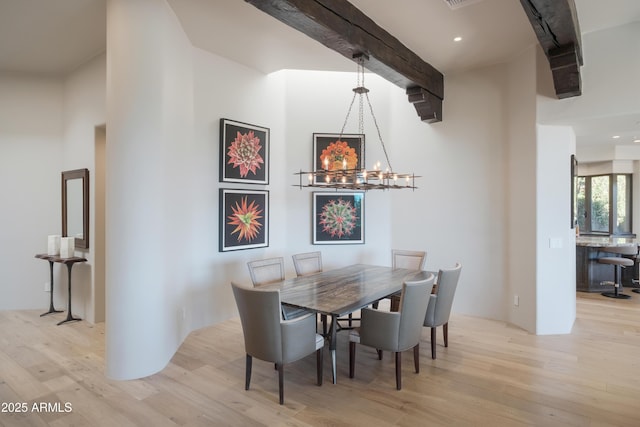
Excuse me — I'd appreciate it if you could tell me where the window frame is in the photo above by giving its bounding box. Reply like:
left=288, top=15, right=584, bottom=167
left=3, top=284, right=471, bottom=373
left=577, top=173, right=633, bottom=236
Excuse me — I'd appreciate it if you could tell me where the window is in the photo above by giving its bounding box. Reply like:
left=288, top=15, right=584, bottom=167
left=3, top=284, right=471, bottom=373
left=576, top=174, right=632, bottom=235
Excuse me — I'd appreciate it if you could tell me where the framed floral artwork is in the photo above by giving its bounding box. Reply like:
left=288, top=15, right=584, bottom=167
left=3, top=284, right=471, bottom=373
left=313, top=133, right=364, bottom=185
left=220, top=189, right=269, bottom=252
left=220, top=118, right=269, bottom=184
left=313, top=192, right=364, bottom=244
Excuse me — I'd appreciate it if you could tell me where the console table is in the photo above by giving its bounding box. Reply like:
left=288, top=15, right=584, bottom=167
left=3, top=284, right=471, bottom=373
left=35, top=254, right=87, bottom=325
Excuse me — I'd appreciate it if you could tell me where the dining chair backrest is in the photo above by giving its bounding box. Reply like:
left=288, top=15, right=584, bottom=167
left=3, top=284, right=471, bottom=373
left=424, top=263, right=462, bottom=328
left=292, top=251, right=323, bottom=277
left=231, top=282, right=283, bottom=362
left=397, top=273, right=435, bottom=350
left=392, top=249, right=426, bottom=271
left=247, top=257, right=285, bottom=286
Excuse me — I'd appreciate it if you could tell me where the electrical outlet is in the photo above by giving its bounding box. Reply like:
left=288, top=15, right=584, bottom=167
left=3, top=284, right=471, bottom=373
left=44, top=282, right=51, bottom=292
left=514, top=295, right=519, bottom=306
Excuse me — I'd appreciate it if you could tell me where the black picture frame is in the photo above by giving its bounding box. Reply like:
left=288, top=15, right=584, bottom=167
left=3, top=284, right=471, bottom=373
left=313, top=133, right=364, bottom=185
left=313, top=192, right=364, bottom=244
left=571, top=154, right=578, bottom=229
left=220, top=118, right=269, bottom=184
left=219, top=189, right=269, bottom=252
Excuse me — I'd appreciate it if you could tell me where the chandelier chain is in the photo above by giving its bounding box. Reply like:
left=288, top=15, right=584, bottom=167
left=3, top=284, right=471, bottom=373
left=365, top=92, right=393, bottom=172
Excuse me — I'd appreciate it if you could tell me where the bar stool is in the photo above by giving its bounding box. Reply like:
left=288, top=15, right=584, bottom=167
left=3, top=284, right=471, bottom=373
left=598, top=245, right=636, bottom=299
left=630, top=245, right=640, bottom=294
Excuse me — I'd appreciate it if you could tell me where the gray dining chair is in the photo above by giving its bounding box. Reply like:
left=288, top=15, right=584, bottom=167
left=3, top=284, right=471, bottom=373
left=231, top=282, right=323, bottom=405
left=424, top=263, right=462, bottom=359
left=247, top=257, right=286, bottom=286
left=392, top=249, right=427, bottom=270
left=248, top=257, right=308, bottom=320
left=349, top=272, right=435, bottom=390
left=386, top=249, right=427, bottom=311
left=292, top=251, right=327, bottom=333
left=292, top=251, right=323, bottom=276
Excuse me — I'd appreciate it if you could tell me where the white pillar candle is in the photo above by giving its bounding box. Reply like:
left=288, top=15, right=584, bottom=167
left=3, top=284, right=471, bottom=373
left=60, top=237, right=75, bottom=258
left=47, top=235, right=61, bottom=255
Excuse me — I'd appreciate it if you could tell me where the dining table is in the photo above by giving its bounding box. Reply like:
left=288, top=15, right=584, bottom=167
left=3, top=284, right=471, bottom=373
left=259, top=263, right=431, bottom=384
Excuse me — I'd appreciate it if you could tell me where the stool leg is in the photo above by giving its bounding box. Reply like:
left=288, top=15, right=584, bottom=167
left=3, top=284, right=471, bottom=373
left=602, top=264, right=631, bottom=299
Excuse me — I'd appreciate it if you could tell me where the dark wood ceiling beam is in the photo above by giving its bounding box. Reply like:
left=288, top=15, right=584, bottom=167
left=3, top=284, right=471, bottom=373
left=245, top=0, right=444, bottom=123
left=519, top=0, right=583, bottom=98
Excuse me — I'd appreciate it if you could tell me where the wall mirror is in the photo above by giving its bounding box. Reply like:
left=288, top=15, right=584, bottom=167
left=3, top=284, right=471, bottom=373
left=62, top=168, right=89, bottom=249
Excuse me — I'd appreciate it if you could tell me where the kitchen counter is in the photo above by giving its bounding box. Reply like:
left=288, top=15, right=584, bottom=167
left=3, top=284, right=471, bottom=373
left=576, top=236, right=638, bottom=292
left=576, top=236, right=637, bottom=248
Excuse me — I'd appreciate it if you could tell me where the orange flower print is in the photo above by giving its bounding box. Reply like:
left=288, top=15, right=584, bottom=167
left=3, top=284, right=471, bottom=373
left=320, top=140, right=358, bottom=171
left=228, top=196, right=263, bottom=242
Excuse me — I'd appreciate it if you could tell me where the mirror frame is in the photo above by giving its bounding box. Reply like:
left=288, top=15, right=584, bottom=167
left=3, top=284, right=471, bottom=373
left=62, top=168, right=89, bottom=249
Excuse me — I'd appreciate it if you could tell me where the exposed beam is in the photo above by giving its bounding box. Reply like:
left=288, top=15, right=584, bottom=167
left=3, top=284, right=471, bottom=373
left=519, top=0, right=583, bottom=98
left=245, top=0, right=444, bottom=123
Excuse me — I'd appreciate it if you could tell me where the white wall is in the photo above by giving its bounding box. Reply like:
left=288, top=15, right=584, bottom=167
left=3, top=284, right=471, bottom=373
left=0, top=73, right=63, bottom=310
left=106, top=0, right=195, bottom=380
left=388, top=65, right=510, bottom=320
left=535, top=125, right=576, bottom=334
left=186, top=49, right=287, bottom=327
left=506, top=46, right=538, bottom=331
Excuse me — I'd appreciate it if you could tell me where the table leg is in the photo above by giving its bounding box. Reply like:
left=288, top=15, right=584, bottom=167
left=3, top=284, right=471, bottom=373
left=57, top=263, right=81, bottom=325
left=41, top=260, right=63, bottom=317
left=330, top=314, right=338, bottom=384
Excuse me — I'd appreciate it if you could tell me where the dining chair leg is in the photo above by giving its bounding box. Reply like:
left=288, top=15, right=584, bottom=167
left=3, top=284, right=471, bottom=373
left=443, top=322, right=449, bottom=347
left=431, top=327, right=437, bottom=359
left=277, top=363, right=284, bottom=405
left=395, top=352, right=402, bottom=390
left=317, top=348, right=323, bottom=386
left=413, top=344, right=420, bottom=373
left=321, top=314, right=327, bottom=336
left=245, top=354, right=252, bottom=390
left=349, top=342, right=356, bottom=378
left=390, top=296, right=400, bottom=312
left=377, top=349, right=383, bottom=360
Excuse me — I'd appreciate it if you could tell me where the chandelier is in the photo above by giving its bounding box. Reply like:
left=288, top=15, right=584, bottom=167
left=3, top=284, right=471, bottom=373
left=295, top=53, right=418, bottom=191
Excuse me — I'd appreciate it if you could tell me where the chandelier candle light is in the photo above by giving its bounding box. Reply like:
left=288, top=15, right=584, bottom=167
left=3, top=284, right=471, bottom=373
left=295, top=53, right=419, bottom=191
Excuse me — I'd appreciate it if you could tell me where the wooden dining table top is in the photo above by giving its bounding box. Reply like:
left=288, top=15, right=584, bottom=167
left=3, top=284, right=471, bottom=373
left=259, top=264, right=431, bottom=317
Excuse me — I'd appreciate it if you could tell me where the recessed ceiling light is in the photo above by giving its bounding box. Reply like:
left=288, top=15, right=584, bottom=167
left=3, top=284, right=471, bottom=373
left=612, top=135, right=621, bottom=139
left=453, top=36, right=462, bottom=42
left=634, top=137, right=640, bottom=143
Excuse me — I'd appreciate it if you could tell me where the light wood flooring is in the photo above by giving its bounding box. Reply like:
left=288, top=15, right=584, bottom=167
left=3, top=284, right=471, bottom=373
left=2, top=293, right=640, bottom=426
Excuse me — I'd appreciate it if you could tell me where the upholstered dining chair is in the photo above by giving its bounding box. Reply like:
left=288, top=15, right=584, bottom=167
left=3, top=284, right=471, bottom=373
left=247, top=257, right=285, bottom=286
left=386, top=249, right=427, bottom=311
left=292, top=251, right=327, bottom=332
left=292, top=251, right=323, bottom=277
left=231, top=282, right=323, bottom=405
left=247, top=257, right=308, bottom=320
left=349, top=272, right=435, bottom=390
left=424, top=263, right=462, bottom=359
left=392, top=249, right=427, bottom=270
